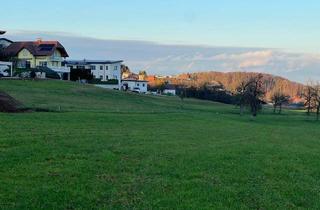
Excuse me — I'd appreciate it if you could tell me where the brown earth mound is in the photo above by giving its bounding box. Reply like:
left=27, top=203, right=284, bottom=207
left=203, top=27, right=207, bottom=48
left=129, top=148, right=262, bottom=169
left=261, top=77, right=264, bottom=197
left=0, top=91, right=25, bottom=113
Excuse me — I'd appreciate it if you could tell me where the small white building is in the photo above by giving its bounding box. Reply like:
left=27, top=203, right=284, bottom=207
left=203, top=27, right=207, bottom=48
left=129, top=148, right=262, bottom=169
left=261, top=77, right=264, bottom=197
left=122, top=78, right=148, bottom=93
left=65, top=60, right=123, bottom=89
left=163, top=89, right=176, bottom=96
left=163, top=84, right=176, bottom=95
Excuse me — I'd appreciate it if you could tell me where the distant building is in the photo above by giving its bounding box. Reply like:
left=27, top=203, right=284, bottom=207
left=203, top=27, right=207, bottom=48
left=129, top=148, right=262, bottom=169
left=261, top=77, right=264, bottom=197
left=3, top=39, right=70, bottom=79
left=122, top=77, right=148, bottom=93
left=163, top=84, right=176, bottom=96
left=65, top=60, right=123, bottom=89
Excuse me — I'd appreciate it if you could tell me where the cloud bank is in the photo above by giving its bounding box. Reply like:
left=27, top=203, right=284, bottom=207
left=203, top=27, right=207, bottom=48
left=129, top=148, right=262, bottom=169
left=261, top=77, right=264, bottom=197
left=5, top=31, right=320, bottom=83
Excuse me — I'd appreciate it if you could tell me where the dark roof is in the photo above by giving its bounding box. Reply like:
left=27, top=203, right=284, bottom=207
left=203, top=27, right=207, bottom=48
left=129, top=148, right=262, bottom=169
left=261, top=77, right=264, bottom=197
left=65, top=60, right=123, bottom=65
left=164, top=84, right=176, bottom=90
left=3, top=40, right=69, bottom=57
left=0, top=38, right=13, bottom=43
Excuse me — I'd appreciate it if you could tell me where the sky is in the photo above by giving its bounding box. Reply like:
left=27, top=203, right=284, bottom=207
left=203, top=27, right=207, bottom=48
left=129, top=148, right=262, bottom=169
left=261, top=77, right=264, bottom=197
left=1, top=0, right=320, bottom=83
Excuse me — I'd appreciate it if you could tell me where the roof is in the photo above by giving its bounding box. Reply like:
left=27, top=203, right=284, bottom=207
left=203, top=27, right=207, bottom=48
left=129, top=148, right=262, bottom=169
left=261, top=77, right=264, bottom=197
left=0, top=31, right=6, bottom=35
left=164, top=84, right=176, bottom=90
left=65, top=60, right=123, bottom=65
left=3, top=40, right=69, bottom=57
left=0, top=38, right=13, bottom=43
left=122, top=77, right=148, bottom=82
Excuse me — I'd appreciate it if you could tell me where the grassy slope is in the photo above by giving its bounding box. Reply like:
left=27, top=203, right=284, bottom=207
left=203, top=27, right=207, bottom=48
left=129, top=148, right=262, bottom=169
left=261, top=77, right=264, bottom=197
left=0, top=80, right=319, bottom=209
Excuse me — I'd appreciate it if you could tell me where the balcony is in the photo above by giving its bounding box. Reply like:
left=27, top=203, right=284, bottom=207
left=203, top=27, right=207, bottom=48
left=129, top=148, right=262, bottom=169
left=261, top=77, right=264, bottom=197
left=50, top=56, right=63, bottom=62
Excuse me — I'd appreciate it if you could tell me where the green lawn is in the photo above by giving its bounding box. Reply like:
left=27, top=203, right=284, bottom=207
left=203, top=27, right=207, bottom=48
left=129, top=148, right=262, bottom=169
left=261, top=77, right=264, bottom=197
left=0, top=80, right=319, bottom=209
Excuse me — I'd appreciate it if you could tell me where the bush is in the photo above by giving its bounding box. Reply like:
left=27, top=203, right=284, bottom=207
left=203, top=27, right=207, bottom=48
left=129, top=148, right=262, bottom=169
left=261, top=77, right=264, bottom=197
left=70, top=69, right=93, bottom=81
left=88, top=79, right=119, bottom=85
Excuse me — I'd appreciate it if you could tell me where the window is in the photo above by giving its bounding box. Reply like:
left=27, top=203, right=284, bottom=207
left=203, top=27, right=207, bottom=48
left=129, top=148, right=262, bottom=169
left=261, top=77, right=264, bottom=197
left=100, top=65, right=103, bottom=70
left=106, top=76, right=108, bottom=80
left=39, top=61, right=47, bottom=67
left=91, top=65, right=96, bottom=70
left=100, top=76, right=103, bottom=80
left=77, top=65, right=85, bottom=69
left=143, top=84, right=145, bottom=87
left=137, top=83, right=140, bottom=87
left=114, top=66, right=118, bottom=70
left=106, top=66, right=108, bottom=70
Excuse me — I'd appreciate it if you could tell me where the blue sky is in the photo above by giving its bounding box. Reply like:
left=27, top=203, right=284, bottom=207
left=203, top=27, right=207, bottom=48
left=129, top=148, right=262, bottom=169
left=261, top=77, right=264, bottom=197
left=2, top=0, right=320, bottom=53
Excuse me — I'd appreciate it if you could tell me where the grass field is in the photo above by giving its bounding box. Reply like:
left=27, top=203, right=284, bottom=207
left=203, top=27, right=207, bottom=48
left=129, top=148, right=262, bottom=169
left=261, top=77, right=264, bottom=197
left=0, top=80, right=320, bottom=209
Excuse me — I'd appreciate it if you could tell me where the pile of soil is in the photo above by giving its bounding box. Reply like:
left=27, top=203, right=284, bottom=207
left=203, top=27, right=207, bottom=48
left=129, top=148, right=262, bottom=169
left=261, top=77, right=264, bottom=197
left=0, top=91, right=25, bottom=113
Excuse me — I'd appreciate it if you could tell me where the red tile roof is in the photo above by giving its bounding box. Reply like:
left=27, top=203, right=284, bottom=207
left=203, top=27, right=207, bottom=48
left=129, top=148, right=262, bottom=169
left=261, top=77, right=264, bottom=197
left=4, top=40, right=69, bottom=57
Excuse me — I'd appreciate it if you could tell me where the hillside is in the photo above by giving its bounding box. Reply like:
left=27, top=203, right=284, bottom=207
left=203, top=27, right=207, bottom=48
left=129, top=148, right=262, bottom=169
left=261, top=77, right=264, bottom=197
left=0, top=80, right=320, bottom=209
left=156, top=72, right=304, bottom=100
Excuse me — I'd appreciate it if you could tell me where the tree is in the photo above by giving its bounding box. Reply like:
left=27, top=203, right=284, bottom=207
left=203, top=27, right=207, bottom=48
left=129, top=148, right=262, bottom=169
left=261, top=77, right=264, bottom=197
left=178, top=85, right=187, bottom=109
left=70, top=68, right=93, bottom=81
left=311, top=83, right=320, bottom=121
left=243, top=74, right=265, bottom=117
left=30, top=70, right=36, bottom=79
left=271, top=91, right=290, bottom=114
left=138, top=70, right=148, bottom=81
left=235, top=80, right=249, bottom=115
left=303, top=85, right=314, bottom=115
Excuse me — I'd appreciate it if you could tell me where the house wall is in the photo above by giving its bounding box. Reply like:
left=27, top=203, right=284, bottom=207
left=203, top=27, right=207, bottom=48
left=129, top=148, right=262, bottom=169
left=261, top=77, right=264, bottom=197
left=18, top=48, right=36, bottom=67
left=90, top=63, right=121, bottom=81
left=163, top=89, right=176, bottom=95
left=122, top=81, right=148, bottom=93
left=17, top=49, right=64, bottom=68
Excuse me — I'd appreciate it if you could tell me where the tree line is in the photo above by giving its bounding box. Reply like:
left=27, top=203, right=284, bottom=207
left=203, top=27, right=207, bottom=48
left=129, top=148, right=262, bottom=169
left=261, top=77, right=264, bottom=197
left=173, top=74, right=320, bottom=120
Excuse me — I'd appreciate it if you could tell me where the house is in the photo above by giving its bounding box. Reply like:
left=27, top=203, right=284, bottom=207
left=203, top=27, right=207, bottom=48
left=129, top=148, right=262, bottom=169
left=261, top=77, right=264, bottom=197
left=65, top=60, right=123, bottom=89
left=163, top=84, right=177, bottom=96
left=122, top=77, right=148, bottom=93
left=3, top=39, right=70, bottom=79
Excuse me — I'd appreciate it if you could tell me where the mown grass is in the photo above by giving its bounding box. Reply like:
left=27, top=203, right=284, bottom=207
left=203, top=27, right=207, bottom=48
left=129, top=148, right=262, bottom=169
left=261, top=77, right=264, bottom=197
left=0, top=80, right=319, bottom=209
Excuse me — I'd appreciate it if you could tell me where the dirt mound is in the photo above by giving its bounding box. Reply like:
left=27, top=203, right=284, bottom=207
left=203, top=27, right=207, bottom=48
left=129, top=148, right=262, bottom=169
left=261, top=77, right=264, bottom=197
left=0, top=91, right=25, bottom=112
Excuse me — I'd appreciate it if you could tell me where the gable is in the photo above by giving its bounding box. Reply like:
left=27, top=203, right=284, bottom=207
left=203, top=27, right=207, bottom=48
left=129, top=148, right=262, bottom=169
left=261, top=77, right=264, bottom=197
left=18, top=48, right=34, bottom=59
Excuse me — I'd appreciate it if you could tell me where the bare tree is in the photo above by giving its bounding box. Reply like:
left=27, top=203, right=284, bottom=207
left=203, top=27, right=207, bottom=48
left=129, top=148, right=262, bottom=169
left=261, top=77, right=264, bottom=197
left=236, top=81, right=249, bottom=115
left=244, top=74, right=265, bottom=117
left=311, top=83, right=320, bottom=121
left=271, top=91, right=290, bottom=114
left=178, top=85, right=187, bottom=109
left=304, top=85, right=314, bottom=115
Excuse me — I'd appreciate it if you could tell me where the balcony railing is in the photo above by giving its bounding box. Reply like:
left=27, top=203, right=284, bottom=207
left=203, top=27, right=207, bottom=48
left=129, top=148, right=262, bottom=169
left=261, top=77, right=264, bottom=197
left=50, top=56, right=63, bottom=62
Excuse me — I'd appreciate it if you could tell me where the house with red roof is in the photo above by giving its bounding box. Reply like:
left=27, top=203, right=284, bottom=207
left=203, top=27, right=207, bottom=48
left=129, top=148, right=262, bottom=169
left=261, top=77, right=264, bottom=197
left=3, top=39, right=70, bottom=79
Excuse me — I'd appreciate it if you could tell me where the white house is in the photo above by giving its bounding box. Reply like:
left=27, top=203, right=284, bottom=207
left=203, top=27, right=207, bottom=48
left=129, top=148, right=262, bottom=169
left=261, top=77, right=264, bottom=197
left=162, top=84, right=176, bottom=95
left=122, top=78, right=148, bottom=93
left=65, top=60, right=123, bottom=89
